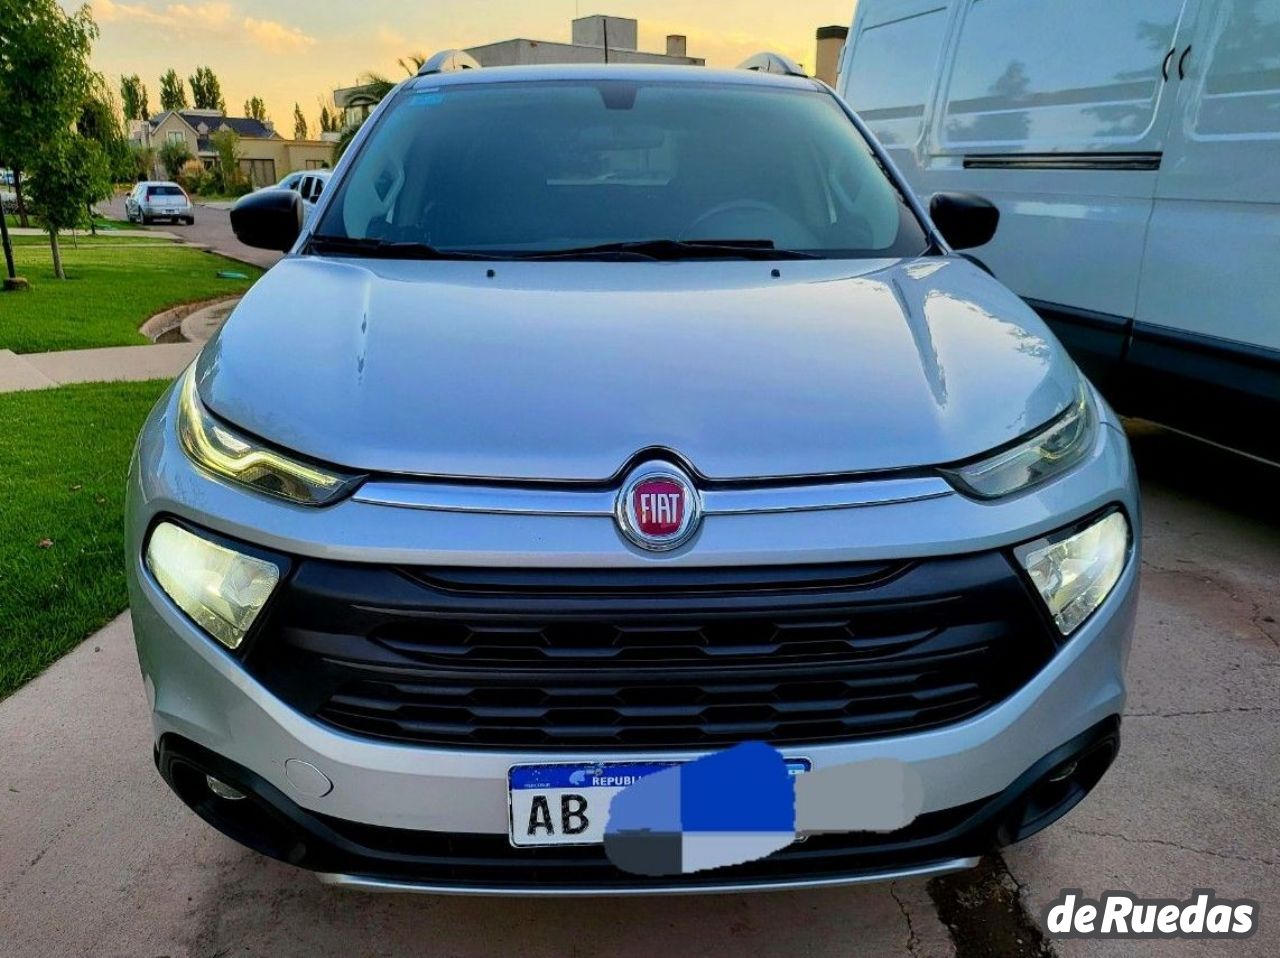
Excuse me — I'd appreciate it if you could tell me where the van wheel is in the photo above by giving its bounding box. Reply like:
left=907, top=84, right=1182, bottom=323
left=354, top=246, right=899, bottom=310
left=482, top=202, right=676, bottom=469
left=141, top=214, right=152, bottom=225
left=184, top=216, right=195, bottom=225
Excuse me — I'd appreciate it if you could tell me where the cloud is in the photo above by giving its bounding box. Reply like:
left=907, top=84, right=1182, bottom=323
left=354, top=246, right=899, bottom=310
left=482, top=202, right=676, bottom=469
left=94, top=0, right=173, bottom=25
left=166, top=2, right=235, bottom=31
left=94, top=1, right=314, bottom=54
left=243, top=16, right=316, bottom=53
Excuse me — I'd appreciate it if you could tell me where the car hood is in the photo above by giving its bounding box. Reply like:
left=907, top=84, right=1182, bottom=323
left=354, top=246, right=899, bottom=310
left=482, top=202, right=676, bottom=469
left=197, top=255, right=1079, bottom=481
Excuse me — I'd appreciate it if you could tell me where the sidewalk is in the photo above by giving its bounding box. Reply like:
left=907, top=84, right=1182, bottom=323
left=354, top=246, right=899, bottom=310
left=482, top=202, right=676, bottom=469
left=0, top=343, right=199, bottom=393
left=5, top=226, right=181, bottom=240
left=0, top=292, right=241, bottom=395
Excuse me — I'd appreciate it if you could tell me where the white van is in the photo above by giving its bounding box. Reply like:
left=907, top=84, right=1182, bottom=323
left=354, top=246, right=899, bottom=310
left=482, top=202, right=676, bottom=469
left=838, top=0, right=1280, bottom=461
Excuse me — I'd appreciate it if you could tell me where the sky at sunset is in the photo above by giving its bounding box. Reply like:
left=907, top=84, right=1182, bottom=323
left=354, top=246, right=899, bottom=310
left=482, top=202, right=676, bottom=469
left=65, top=1, right=855, bottom=132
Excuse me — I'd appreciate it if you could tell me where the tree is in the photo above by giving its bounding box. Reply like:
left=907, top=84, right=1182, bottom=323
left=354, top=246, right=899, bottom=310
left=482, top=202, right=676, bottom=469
left=158, top=139, right=192, bottom=179
left=317, top=97, right=340, bottom=133
left=159, top=68, right=187, bottom=110
left=120, top=73, right=149, bottom=120
left=189, top=66, right=225, bottom=112
left=293, top=103, right=308, bottom=140
left=78, top=75, right=133, bottom=184
left=209, top=128, right=241, bottom=193
left=243, top=96, right=268, bottom=122
left=27, top=133, right=111, bottom=278
left=130, top=145, right=156, bottom=181
left=332, top=54, right=425, bottom=161
left=0, top=0, right=98, bottom=279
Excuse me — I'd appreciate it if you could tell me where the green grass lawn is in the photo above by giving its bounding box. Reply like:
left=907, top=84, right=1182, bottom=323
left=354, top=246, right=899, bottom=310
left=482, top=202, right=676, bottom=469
left=1, top=241, right=260, bottom=353
left=9, top=233, right=142, bottom=247
left=0, top=379, right=169, bottom=699
left=89, top=216, right=143, bottom=232
left=5, top=214, right=138, bottom=231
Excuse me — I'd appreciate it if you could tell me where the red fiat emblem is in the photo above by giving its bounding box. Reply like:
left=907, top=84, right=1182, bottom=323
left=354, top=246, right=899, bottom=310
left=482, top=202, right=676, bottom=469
left=616, top=463, right=701, bottom=551
left=632, top=478, right=685, bottom=537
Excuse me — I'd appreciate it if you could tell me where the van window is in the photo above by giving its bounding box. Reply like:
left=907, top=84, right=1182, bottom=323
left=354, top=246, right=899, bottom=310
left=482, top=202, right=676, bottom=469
left=941, top=0, right=1188, bottom=150
left=843, top=4, right=950, bottom=147
left=1193, top=0, right=1280, bottom=137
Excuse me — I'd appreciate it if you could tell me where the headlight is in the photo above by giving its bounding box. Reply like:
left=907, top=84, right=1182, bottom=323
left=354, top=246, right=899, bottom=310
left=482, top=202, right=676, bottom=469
left=943, top=385, right=1095, bottom=499
left=177, top=367, right=362, bottom=506
left=1016, top=511, right=1130, bottom=635
left=145, top=522, right=281, bottom=650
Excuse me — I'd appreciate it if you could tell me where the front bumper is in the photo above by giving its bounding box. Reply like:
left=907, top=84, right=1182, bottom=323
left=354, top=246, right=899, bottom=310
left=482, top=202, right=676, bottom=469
left=125, top=377, right=1140, bottom=892
left=155, top=716, right=1119, bottom=894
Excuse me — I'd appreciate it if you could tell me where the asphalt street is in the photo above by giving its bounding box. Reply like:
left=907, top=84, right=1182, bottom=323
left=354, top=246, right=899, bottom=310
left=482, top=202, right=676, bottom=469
left=1, top=425, right=1276, bottom=958
left=101, top=194, right=283, bottom=270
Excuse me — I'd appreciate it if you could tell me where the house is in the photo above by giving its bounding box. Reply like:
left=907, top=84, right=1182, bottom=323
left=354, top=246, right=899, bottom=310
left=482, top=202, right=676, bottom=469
left=335, top=15, right=703, bottom=130
left=466, top=15, right=702, bottom=70
left=133, top=108, right=335, bottom=187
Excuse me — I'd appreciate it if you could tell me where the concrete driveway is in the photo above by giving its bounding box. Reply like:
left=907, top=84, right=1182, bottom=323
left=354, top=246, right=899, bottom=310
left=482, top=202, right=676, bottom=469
left=1, top=425, right=1276, bottom=957
left=101, top=194, right=282, bottom=270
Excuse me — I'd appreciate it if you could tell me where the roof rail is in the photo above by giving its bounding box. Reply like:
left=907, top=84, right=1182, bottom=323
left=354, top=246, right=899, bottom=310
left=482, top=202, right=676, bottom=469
left=736, top=52, right=807, bottom=77
left=417, top=49, right=482, bottom=76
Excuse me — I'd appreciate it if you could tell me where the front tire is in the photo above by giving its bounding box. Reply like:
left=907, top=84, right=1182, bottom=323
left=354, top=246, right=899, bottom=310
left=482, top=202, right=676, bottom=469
left=184, top=216, right=195, bottom=226
left=141, top=214, right=152, bottom=225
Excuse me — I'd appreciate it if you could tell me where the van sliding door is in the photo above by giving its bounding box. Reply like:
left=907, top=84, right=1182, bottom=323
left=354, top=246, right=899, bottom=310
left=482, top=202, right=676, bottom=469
left=919, top=0, right=1199, bottom=381
left=839, top=0, right=956, bottom=181
left=1127, top=0, right=1280, bottom=458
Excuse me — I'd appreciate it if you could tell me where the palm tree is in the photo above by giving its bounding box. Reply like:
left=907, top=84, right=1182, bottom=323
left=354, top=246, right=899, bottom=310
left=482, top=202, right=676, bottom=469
left=333, top=54, right=426, bottom=163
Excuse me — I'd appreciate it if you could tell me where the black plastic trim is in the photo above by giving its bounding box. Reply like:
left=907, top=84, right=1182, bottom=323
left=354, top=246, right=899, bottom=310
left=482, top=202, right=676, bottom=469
left=962, top=153, right=1161, bottom=172
left=1117, top=322, right=1280, bottom=463
left=154, top=717, right=1120, bottom=889
left=1023, top=297, right=1131, bottom=385
left=244, top=549, right=1061, bottom=751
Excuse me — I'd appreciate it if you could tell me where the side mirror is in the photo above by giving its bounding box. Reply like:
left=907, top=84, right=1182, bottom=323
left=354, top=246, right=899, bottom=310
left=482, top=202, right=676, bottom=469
left=230, top=188, right=303, bottom=251
left=929, top=192, right=999, bottom=250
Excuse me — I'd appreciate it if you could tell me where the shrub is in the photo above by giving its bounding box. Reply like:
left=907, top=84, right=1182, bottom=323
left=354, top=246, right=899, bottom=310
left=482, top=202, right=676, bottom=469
left=208, top=128, right=240, bottom=193
left=225, top=173, right=252, bottom=197
left=176, top=158, right=207, bottom=194
left=157, top=140, right=192, bottom=180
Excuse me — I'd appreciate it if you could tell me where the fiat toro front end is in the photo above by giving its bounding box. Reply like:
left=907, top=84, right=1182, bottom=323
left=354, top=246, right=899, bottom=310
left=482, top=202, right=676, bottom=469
left=125, top=61, right=1139, bottom=894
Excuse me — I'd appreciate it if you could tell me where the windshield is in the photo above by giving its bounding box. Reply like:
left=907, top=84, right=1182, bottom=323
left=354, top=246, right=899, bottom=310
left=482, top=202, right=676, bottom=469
left=315, top=78, right=928, bottom=259
left=148, top=185, right=184, bottom=197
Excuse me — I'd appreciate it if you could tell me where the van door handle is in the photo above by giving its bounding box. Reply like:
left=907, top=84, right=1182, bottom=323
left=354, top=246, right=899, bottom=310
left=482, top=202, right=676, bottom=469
left=1162, top=48, right=1174, bottom=81
left=1178, top=45, right=1192, bottom=80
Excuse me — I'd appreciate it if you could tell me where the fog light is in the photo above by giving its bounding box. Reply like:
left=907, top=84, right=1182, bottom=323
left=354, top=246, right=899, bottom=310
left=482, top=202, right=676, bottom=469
left=145, top=522, right=280, bottom=650
left=1047, top=761, right=1078, bottom=784
left=206, top=775, right=246, bottom=800
left=1016, top=511, right=1129, bottom=636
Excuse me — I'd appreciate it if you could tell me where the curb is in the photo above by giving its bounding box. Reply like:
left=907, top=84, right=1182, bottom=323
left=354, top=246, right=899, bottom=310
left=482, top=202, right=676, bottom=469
left=139, top=294, right=243, bottom=342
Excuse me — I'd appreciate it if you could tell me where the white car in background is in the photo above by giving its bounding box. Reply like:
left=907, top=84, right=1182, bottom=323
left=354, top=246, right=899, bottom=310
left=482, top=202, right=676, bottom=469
left=125, top=181, right=195, bottom=225
left=268, top=169, right=331, bottom=224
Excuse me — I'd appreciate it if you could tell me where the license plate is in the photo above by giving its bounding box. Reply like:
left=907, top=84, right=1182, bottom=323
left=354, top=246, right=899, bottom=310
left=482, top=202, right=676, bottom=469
left=507, top=758, right=810, bottom=847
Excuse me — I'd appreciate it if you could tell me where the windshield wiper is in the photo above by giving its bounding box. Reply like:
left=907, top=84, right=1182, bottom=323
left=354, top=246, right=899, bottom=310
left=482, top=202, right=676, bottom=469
left=520, top=239, right=821, bottom=261
left=307, top=235, right=501, bottom=260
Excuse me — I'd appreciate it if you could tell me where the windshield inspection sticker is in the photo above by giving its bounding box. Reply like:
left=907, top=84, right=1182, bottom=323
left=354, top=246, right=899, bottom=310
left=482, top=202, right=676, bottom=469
left=1044, top=890, right=1258, bottom=939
